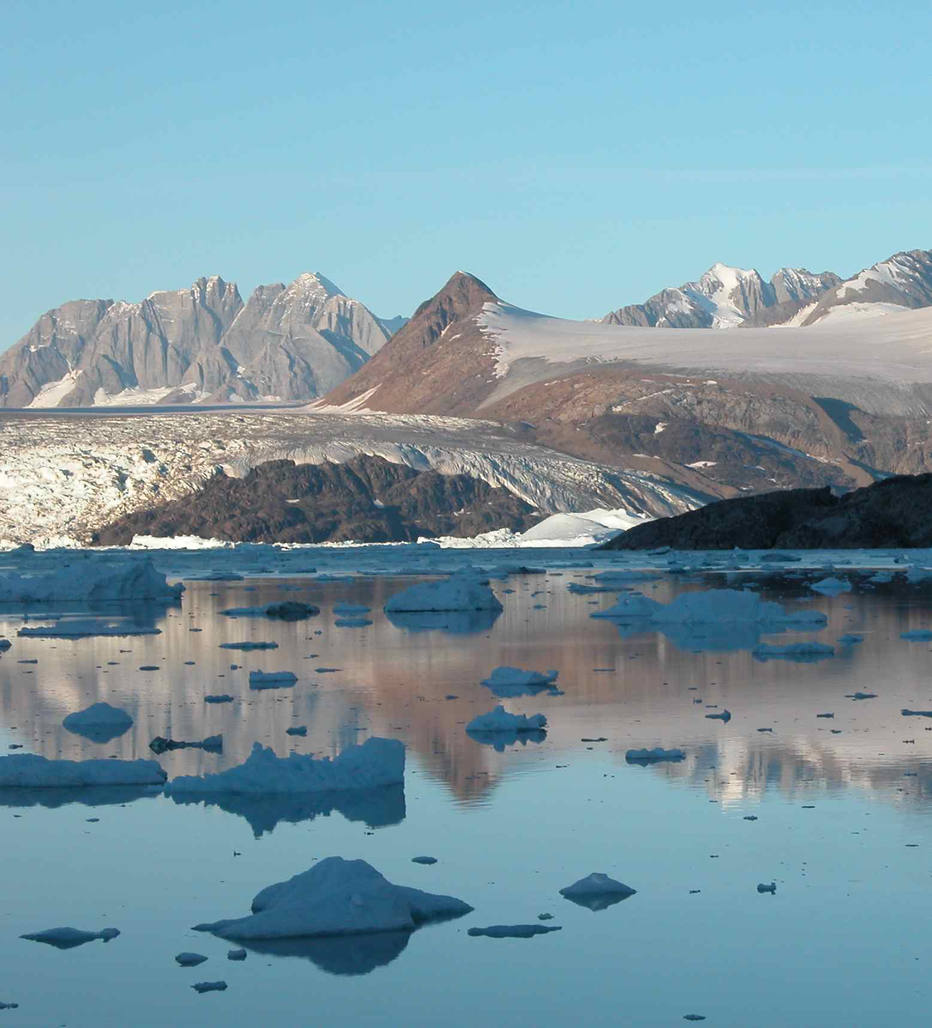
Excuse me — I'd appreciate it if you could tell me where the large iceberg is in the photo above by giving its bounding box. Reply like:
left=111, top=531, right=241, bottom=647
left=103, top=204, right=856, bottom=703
left=384, top=571, right=502, bottom=614
left=0, top=754, right=165, bottom=788
left=0, top=551, right=182, bottom=605
left=165, top=738, right=405, bottom=797
left=192, top=857, right=472, bottom=940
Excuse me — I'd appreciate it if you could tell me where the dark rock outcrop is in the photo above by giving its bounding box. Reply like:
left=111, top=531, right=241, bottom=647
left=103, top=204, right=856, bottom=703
left=602, top=473, right=932, bottom=549
left=91, top=455, right=536, bottom=545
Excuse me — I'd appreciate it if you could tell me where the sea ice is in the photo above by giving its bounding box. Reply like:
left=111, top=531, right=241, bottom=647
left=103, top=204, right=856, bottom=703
left=560, top=873, right=636, bottom=911
left=249, top=670, right=297, bottom=690
left=384, top=570, right=503, bottom=614
left=625, top=747, right=686, bottom=764
left=21, top=927, right=120, bottom=949
left=0, top=754, right=166, bottom=788
left=165, top=738, right=405, bottom=796
left=62, top=702, right=134, bottom=744
left=192, top=857, right=472, bottom=939
left=0, top=552, right=182, bottom=605
left=465, top=706, right=547, bottom=734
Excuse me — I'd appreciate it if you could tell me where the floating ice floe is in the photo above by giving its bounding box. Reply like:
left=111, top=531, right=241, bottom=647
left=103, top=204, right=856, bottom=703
left=480, top=666, right=560, bottom=697
left=18, top=618, right=160, bottom=638
left=175, top=952, right=208, bottom=966
left=221, top=602, right=319, bottom=621
left=902, top=708, right=932, bottom=718
left=467, top=924, right=561, bottom=938
left=384, top=571, right=502, bottom=615
left=0, top=552, right=182, bottom=605
left=62, top=702, right=134, bottom=744
left=757, top=882, right=777, bottom=894
left=846, top=691, right=877, bottom=700
left=192, top=982, right=227, bottom=994
left=165, top=738, right=404, bottom=797
left=150, top=735, right=222, bottom=755
left=205, top=694, right=234, bottom=704
left=900, top=629, right=932, bottom=640
left=625, top=747, right=686, bottom=765
left=249, top=670, right=297, bottom=690
left=753, top=641, right=836, bottom=662
left=838, top=633, right=864, bottom=645
left=705, top=710, right=732, bottom=723
left=466, top=706, right=547, bottom=734
left=333, top=603, right=370, bottom=616
left=593, top=588, right=827, bottom=652
left=809, top=576, right=851, bottom=597
left=0, top=754, right=166, bottom=788
left=335, top=617, right=372, bottom=628
left=220, top=641, right=278, bottom=651
left=560, top=873, right=636, bottom=911
left=192, top=857, right=472, bottom=940
left=21, top=927, right=120, bottom=949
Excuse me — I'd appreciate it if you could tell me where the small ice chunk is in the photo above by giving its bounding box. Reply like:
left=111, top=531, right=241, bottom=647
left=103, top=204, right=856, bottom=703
left=21, top=927, right=120, bottom=949
left=625, top=747, right=685, bottom=764
left=753, top=642, right=835, bottom=662
left=809, top=576, right=850, bottom=596
left=220, top=641, right=278, bottom=651
left=63, top=702, right=133, bottom=744
left=150, top=736, right=222, bottom=754
left=18, top=619, right=160, bottom=639
left=901, top=629, right=932, bottom=640
left=227, top=948, right=246, bottom=961
left=902, top=709, right=932, bottom=718
left=286, top=726, right=308, bottom=736
left=560, top=873, right=636, bottom=911
left=193, top=857, right=471, bottom=939
left=705, top=710, right=731, bottom=723
left=205, top=694, right=234, bottom=704
left=249, top=670, right=297, bottom=690
left=846, top=691, right=877, bottom=700
left=467, top=924, right=561, bottom=938
left=480, top=667, right=559, bottom=697
left=333, top=603, right=370, bottom=616
left=411, top=856, right=437, bottom=865
left=757, top=882, right=777, bottom=894
left=466, top=706, right=547, bottom=734
left=192, top=981, right=227, bottom=993
left=175, top=952, right=208, bottom=966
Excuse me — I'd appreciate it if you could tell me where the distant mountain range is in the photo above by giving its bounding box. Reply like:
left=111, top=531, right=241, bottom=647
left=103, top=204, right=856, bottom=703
left=0, top=273, right=404, bottom=408
left=3, top=246, right=931, bottom=413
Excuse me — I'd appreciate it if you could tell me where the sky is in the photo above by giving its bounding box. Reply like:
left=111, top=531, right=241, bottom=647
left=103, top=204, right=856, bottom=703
left=2, top=0, right=931, bottom=343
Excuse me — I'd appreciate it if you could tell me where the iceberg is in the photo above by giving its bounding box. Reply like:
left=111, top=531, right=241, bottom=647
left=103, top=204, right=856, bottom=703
left=466, top=706, right=547, bottom=734
left=192, top=857, right=472, bottom=940
left=165, top=738, right=404, bottom=797
left=0, top=754, right=165, bottom=788
left=384, top=571, right=502, bottom=614
left=21, top=927, right=120, bottom=949
left=62, top=702, right=134, bottom=744
left=0, top=552, right=182, bottom=605
left=480, top=666, right=559, bottom=698
left=560, top=872, right=636, bottom=911
left=809, top=576, right=851, bottom=597
left=467, top=924, right=562, bottom=938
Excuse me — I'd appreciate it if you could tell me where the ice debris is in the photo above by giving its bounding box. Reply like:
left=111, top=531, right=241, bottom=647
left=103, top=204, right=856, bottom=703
left=21, top=927, right=120, bottom=949
left=0, top=754, right=166, bottom=788
left=249, top=670, right=297, bottom=690
left=705, top=710, right=732, bottom=723
left=150, top=735, right=222, bottom=755
left=753, top=641, right=835, bottom=662
left=757, top=882, right=777, bottom=894
left=467, top=925, right=561, bottom=938
left=466, top=706, right=547, bottom=734
left=900, top=629, right=932, bottom=640
left=560, top=873, right=636, bottom=911
left=480, top=666, right=559, bottom=697
left=384, top=570, right=502, bottom=614
left=192, top=857, right=472, bottom=939
left=205, top=694, right=234, bottom=704
left=18, top=619, right=160, bottom=638
left=175, top=952, right=208, bottom=966
left=625, top=747, right=685, bottom=765
left=62, top=702, right=133, bottom=744
left=165, top=738, right=404, bottom=796
left=809, top=576, right=850, bottom=596
left=192, top=982, right=227, bottom=993
left=902, top=709, right=932, bottom=718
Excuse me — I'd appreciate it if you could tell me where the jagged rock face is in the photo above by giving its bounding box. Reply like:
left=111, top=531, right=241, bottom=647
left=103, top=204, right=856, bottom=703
left=602, top=263, right=839, bottom=329
left=0, top=273, right=390, bottom=408
left=800, top=249, right=932, bottom=324
left=90, top=454, right=537, bottom=545
left=210, top=273, right=391, bottom=402
left=323, top=271, right=500, bottom=414
left=602, top=473, right=932, bottom=549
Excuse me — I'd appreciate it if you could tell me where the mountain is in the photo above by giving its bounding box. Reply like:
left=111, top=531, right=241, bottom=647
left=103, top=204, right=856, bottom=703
left=322, top=268, right=932, bottom=506
left=793, top=249, right=932, bottom=326
left=0, top=273, right=392, bottom=408
left=90, top=454, right=538, bottom=545
left=600, top=473, right=932, bottom=550
left=602, top=263, right=841, bottom=329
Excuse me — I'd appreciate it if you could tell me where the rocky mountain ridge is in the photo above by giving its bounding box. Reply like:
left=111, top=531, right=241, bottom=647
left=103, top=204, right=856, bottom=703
left=0, top=273, right=402, bottom=408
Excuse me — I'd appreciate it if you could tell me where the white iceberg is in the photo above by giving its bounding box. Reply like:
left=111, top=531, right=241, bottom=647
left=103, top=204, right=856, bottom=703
left=63, top=702, right=134, bottom=744
left=0, top=753, right=165, bottom=788
left=0, top=552, right=182, bottom=605
left=192, top=856, right=472, bottom=940
left=249, top=670, right=297, bottom=690
left=384, top=571, right=502, bottom=614
left=165, top=738, right=405, bottom=796
left=466, top=706, right=547, bottom=734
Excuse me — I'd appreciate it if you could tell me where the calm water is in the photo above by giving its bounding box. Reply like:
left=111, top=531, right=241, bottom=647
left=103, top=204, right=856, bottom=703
left=0, top=561, right=930, bottom=1026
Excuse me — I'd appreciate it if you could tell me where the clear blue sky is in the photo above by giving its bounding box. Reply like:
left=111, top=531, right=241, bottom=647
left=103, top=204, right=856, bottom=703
left=2, top=0, right=931, bottom=343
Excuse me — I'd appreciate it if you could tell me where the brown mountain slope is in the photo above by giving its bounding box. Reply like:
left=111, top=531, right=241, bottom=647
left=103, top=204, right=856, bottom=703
left=320, top=272, right=501, bottom=415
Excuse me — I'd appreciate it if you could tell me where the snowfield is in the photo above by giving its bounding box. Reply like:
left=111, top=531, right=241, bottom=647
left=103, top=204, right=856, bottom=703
left=0, top=409, right=700, bottom=547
